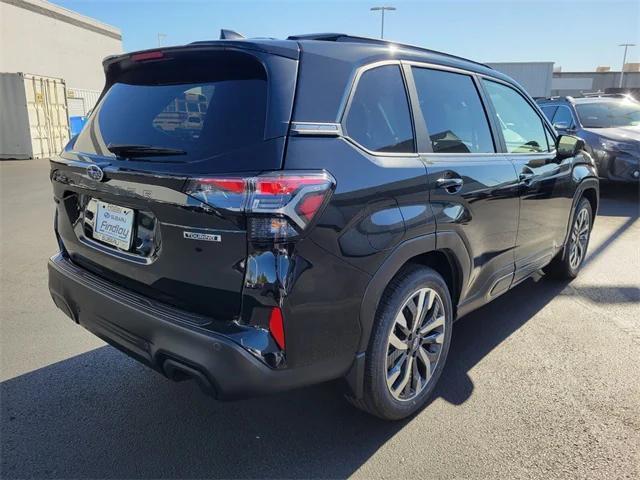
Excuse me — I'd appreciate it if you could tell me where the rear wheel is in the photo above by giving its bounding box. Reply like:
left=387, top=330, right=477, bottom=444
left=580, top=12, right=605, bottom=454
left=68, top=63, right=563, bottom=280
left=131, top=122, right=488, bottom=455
left=545, top=197, right=593, bottom=279
left=351, top=265, right=453, bottom=420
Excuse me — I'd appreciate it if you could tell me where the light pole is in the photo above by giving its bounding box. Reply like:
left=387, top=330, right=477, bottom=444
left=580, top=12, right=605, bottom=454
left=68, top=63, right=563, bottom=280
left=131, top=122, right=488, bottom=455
left=370, top=6, right=396, bottom=39
left=618, top=43, right=636, bottom=88
left=157, top=33, right=167, bottom=48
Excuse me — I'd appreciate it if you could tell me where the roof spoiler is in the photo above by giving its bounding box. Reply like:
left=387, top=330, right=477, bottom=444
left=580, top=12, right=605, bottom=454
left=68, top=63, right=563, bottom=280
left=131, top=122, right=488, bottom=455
left=220, top=29, right=245, bottom=40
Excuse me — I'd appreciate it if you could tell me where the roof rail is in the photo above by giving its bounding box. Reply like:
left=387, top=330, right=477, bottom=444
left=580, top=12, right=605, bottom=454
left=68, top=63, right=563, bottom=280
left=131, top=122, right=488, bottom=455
left=287, top=33, right=493, bottom=70
left=537, top=95, right=574, bottom=102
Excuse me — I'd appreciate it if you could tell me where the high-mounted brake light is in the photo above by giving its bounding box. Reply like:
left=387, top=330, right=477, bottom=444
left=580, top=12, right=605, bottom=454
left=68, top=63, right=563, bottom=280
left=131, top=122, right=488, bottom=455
left=184, top=171, right=335, bottom=241
left=131, top=51, right=165, bottom=62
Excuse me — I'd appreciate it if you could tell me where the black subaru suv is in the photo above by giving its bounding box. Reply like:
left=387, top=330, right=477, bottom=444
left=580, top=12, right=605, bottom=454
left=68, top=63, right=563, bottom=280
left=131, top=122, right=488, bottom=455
left=49, top=33, right=599, bottom=420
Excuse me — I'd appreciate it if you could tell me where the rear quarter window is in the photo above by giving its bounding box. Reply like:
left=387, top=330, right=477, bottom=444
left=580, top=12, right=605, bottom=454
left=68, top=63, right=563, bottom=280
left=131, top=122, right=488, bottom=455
left=343, top=65, right=415, bottom=154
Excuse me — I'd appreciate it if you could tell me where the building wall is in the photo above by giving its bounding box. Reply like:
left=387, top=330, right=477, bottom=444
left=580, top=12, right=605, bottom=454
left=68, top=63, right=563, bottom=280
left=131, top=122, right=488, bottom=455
left=0, top=0, right=122, bottom=91
left=551, top=72, right=640, bottom=97
left=486, top=62, right=554, bottom=98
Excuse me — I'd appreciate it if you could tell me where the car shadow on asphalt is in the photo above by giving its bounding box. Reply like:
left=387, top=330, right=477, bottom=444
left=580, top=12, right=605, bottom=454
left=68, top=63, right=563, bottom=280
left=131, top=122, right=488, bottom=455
left=1, top=275, right=570, bottom=480
left=1, top=188, right=637, bottom=479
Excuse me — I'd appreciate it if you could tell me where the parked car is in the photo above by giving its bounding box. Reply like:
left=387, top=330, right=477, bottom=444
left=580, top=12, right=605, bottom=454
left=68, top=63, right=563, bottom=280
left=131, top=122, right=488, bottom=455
left=48, top=33, right=599, bottom=420
left=537, top=96, right=640, bottom=183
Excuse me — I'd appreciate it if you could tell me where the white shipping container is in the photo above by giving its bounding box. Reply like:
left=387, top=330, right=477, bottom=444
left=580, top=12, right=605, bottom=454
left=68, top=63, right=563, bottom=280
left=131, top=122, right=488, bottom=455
left=66, top=87, right=101, bottom=117
left=0, top=72, right=70, bottom=159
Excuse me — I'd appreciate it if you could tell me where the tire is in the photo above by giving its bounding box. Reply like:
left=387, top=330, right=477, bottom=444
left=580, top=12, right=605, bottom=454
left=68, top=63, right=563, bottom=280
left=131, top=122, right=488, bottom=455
left=545, top=197, right=593, bottom=280
left=350, top=265, right=453, bottom=420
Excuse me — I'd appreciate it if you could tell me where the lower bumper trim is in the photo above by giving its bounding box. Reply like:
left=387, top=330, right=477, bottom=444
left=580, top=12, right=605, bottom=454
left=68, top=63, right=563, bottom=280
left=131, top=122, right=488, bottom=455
left=48, top=253, right=332, bottom=399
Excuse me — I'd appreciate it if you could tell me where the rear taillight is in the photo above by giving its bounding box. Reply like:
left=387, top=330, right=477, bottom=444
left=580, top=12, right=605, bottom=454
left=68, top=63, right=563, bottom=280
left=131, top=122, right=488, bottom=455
left=184, top=171, right=335, bottom=241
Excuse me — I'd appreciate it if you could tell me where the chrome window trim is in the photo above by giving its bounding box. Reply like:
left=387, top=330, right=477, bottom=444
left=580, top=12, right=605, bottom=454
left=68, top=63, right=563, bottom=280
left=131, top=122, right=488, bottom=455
left=419, top=152, right=508, bottom=159
left=403, top=60, right=492, bottom=77
left=338, top=60, right=420, bottom=158
left=335, top=60, right=402, bottom=123
left=340, top=137, right=418, bottom=158
left=289, top=122, right=343, bottom=136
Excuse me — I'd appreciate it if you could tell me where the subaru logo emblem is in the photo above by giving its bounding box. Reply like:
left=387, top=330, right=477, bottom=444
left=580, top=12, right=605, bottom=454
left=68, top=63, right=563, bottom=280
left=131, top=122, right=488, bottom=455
left=87, top=165, right=104, bottom=182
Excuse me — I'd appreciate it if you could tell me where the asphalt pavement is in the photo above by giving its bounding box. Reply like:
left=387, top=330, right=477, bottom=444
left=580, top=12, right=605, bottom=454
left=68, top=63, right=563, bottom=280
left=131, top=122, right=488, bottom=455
left=1, top=158, right=638, bottom=479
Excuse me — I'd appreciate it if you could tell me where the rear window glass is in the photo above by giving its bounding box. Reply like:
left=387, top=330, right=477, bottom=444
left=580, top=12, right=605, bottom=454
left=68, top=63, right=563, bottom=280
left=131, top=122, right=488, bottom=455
left=344, top=65, right=415, bottom=154
left=74, top=51, right=267, bottom=162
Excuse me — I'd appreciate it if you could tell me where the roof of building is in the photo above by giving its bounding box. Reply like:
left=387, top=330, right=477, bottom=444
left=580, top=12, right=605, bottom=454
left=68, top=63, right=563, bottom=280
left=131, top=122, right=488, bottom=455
left=6, top=0, right=121, bottom=40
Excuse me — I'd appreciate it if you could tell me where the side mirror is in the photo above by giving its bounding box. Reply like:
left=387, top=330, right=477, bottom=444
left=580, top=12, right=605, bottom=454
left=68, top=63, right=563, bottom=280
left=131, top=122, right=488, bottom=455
left=556, top=135, right=585, bottom=159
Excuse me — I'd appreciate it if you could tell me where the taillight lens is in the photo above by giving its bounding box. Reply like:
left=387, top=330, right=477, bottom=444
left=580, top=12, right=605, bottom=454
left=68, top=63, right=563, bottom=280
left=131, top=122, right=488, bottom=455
left=184, top=171, right=335, bottom=241
left=185, top=177, right=248, bottom=211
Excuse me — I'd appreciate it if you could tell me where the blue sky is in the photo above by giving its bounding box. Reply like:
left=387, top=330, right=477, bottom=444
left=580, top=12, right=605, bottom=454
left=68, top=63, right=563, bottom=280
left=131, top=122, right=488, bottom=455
left=53, top=0, right=638, bottom=71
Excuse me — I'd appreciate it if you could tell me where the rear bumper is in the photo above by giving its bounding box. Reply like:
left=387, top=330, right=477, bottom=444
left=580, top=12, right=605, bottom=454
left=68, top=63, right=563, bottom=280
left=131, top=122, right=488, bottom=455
left=48, top=253, right=320, bottom=399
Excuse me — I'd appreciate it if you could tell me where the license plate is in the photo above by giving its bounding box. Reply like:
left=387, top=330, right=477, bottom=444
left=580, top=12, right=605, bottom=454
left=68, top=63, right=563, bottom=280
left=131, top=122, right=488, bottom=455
left=93, top=201, right=134, bottom=250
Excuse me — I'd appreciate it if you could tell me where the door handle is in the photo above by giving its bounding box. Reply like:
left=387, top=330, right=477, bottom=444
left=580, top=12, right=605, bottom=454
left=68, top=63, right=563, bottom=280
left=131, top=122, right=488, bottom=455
left=436, top=177, right=464, bottom=193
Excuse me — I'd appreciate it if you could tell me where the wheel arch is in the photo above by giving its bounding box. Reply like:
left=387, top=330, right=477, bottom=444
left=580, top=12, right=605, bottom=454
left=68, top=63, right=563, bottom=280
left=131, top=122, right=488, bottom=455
left=345, top=233, right=468, bottom=400
left=582, top=186, right=598, bottom=221
left=561, top=177, right=599, bottom=261
left=356, top=233, right=468, bottom=354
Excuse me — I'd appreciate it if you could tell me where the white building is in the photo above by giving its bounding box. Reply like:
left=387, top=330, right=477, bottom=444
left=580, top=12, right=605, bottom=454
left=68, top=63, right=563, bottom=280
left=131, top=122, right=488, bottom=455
left=486, top=62, right=554, bottom=98
left=0, top=0, right=122, bottom=158
left=0, top=0, right=123, bottom=91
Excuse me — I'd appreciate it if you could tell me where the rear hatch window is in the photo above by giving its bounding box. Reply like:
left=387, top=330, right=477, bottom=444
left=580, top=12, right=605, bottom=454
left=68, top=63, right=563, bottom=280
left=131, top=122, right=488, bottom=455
left=73, top=49, right=291, bottom=173
left=52, top=47, right=297, bottom=319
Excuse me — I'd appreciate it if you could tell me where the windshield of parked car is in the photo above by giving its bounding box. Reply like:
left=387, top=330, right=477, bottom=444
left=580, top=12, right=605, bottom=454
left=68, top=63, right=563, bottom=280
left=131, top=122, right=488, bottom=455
left=575, top=100, right=640, bottom=128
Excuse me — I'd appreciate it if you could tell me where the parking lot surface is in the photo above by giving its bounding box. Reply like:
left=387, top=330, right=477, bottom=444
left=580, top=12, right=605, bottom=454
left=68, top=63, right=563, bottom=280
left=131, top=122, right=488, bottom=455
left=1, top=158, right=639, bottom=479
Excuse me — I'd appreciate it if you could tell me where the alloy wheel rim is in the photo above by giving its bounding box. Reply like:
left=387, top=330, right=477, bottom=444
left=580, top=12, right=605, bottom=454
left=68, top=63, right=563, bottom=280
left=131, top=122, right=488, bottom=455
left=569, top=208, right=590, bottom=270
left=385, top=287, right=446, bottom=401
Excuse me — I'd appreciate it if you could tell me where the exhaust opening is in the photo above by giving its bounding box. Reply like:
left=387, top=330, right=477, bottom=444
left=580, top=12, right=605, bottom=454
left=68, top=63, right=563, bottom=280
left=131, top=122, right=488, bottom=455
left=162, top=358, right=217, bottom=397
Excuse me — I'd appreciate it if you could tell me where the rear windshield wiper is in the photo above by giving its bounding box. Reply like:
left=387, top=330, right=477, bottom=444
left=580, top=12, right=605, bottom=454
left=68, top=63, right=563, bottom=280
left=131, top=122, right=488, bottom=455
left=106, top=144, right=187, bottom=158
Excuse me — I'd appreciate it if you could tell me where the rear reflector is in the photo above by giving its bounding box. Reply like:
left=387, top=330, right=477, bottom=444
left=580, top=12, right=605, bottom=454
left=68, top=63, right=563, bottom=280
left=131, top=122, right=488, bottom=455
left=184, top=171, right=335, bottom=241
left=269, top=307, right=285, bottom=350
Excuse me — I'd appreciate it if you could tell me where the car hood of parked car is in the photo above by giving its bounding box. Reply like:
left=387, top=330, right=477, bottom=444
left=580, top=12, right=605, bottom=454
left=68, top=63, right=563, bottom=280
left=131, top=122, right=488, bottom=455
left=583, top=125, right=640, bottom=144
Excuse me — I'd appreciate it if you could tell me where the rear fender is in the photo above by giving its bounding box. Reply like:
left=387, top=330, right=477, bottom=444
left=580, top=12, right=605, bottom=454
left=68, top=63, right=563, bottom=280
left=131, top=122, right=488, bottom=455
left=356, top=231, right=471, bottom=353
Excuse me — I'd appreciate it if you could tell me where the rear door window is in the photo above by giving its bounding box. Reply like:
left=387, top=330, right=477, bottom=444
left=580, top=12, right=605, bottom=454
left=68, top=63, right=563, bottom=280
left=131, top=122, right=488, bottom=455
left=412, top=67, right=495, bottom=153
left=74, top=51, right=268, bottom=163
left=344, top=65, right=415, bottom=153
left=482, top=80, right=550, bottom=153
